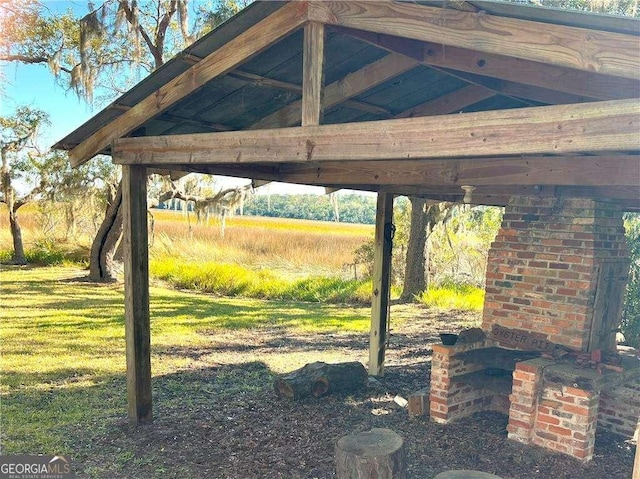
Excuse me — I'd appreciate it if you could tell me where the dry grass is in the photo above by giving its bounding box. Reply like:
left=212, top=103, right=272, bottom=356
left=0, top=204, right=372, bottom=280
left=150, top=210, right=372, bottom=278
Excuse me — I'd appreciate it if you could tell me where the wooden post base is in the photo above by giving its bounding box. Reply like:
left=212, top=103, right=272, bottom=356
left=335, top=428, right=406, bottom=479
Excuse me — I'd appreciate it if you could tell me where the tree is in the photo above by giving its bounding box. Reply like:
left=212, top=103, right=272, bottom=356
left=400, top=199, right=452, bottom=301
left=0, top=107, right=50, bottom=264
left=82, top=1, right=251, bottom=281
left=1, top=0, right=247, bottom=280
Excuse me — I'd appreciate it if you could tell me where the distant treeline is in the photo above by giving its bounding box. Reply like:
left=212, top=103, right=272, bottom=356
left=243, top=194, right=377, bottom=224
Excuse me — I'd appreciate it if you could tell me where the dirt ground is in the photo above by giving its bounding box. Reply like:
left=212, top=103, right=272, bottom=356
left=77, top=306, right=636, bottom=478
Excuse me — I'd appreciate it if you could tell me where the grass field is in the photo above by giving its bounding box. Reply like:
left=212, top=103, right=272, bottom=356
left=0, top=205, right=485, bottom=308
left=0, top=265, right=373, bottom=475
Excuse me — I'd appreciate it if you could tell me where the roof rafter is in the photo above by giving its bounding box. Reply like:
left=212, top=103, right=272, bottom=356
left=308, top=1, right=640, bottom=80
left=68, top=1, right=310, bottom=166
left=331, top=27, right=640, bottom=101
left=227, top=70, right=390, bottom=115
left=250, top=52, right=417, bottom=129
left=112, top=99, right=640, bottom=165
left=394, top=84, right=494, bottom=118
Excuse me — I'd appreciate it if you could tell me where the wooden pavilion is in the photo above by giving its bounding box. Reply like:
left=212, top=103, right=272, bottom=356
left=54, top=0, right=640, bottom=426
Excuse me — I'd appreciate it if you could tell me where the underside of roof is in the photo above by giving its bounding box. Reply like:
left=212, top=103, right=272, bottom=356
left=54, top=0, right=640, bottom=209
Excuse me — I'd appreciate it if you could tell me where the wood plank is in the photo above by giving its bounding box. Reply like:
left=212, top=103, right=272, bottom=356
left=122, top=164, right=152, bottom=425
left=309, top=1, right=640, bottom=80
left=302, top=22, right=325, bottom=126
left=69, top=2, right=309, bottom=166
left=275, top=156, right=640, bottom=187
left=335, top=27, right=640, bottom=101
left=369, top=192, right=394, bottom=377
left=112, top=99, right=640, bottom=164
left=251, top=53, right=417, bottom=129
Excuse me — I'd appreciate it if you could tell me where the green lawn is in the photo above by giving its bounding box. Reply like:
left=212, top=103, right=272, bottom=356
left=0, top=265, right=371, bottom=476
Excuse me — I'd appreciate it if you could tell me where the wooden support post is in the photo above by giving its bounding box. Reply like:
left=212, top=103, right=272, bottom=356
left=301, top=21, right=325, bottom=126
left=369, top=193, right=394, bottom=376
left=122, top=164, right=152, bottom=424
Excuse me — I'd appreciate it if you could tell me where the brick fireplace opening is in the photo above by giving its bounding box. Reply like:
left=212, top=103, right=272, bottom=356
left=429, top=196, right=640, bottom=462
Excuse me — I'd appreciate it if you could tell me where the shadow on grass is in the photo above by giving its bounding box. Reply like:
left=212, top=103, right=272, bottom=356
left=5, top=360, right=633, bottom=479
left=150, top=290, right=369, bottom=332
left=3, top=324, right=635, bottom=479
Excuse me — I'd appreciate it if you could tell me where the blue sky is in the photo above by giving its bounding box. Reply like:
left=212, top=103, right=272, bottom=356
left=2, top=61, right=99, bottom=149
left=0, top=1, right=330, bottom=195
left=1, top=1, right=97, bottom=149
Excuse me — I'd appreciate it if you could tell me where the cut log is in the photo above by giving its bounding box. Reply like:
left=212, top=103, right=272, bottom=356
left=335, top=428, right=406, bottom=479
left=274, top=361, right=367, bottom=400
left=408, top=388, right=430, bottom=417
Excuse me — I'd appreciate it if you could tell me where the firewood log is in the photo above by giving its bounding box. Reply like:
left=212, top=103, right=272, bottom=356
left=274, top=361, right=367, bottom=400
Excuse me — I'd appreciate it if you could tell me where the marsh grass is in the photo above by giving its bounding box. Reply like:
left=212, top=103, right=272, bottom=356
left=1, top=205, right=376, bottom=302
left=418, top=283, right=485, bottom=311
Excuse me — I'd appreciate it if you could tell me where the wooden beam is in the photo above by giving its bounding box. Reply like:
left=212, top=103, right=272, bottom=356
left=302, top=22, right=325, bottom=126
left=122, top=164, right=152, bottom=425
left=113, top=99, right=640, bottom=164
left=335, top=27, right=640, bottom=101
left=250, top=53, right=417, bottom=129
left=494, top=81, right=591, bottom=105
left=229, top=69, right=391, bottom=115
left=230, top=69, right=303, bottom=93
left=149, top=163, right=639, bottom=206
left=435, top=69, right=592, bottom=105
left=68, top=2, right=309, bottom=166
left=369, top=193, right=394, bottom=377
left=309, top=1, right=640, bottom=80
left=275, top=156, right=640, bottom=187
left=394, top=84, right=494, bottom=118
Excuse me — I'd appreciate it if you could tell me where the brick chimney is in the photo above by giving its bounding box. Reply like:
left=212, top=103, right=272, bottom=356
left=482, top=196, right=629, bottom=352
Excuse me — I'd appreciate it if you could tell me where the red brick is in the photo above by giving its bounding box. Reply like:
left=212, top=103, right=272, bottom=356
left=430, top=411, right=448, bottom=420
left=515, top=363, right=540, bottom=374
left=564, top=387, right=592, bottom=398
left=537, top=414, right=560, bottom=425
left=509, top=419, right=533, bottom=429
left=549, top=425, right=573, bottom=437
left=572, top=448, right=593, bottom=459
left=562, top=404, right=591, bottom=416
left=535, top=430, right=558, bottom=442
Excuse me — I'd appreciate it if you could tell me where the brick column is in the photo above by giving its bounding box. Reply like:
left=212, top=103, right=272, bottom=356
left=507, top=361, right=544, bottom=444
left=533, top=384, right=600, bottom=461
left=430, top=342, right=493, bottom=423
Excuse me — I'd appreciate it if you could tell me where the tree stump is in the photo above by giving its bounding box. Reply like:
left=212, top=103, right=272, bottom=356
left=274, top=361, right=367, bottom=400
left=335, top=428, right=406, bottom=479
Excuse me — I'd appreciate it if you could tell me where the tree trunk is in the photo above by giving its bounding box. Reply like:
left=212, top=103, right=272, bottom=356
left=274, top=361, right=367, bottom=400
left=335, top=428, right=406, bottom=479
left=2, top=156, right=26, bottom=265
left=9, top=204, right=26, bottom=265
left=89, top=182, right=123, bottom=282
left=400, top=196, right=427, bottom=302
